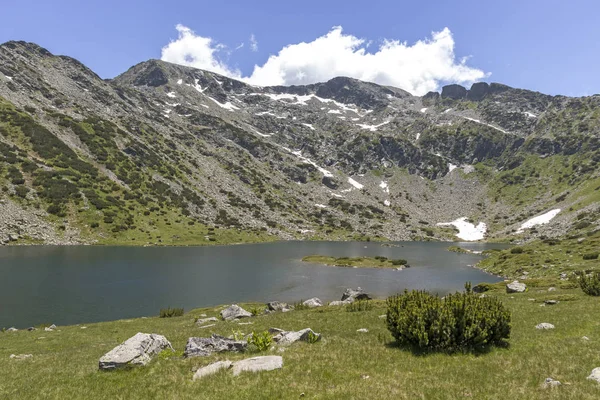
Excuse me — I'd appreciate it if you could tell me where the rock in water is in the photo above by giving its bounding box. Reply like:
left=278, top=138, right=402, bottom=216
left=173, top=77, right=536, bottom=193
left=588, top=368, right=600, bottom=383
left=506, top=281, right=527, bottom=293
left=232, top=356, right=283, bottom=376
left=184, top=334, right=247, bottom=357
left=266, top=301, right=293, bottom=312
left=220, top=305, right=252, bottom=321
left=192, top=360, right=233, bottom=380
left=302, top=298, right=323, bottom=308
left=98, top=333, right=173, bottom=370
left=341, top=287, right=372, bottom=302
left=272, top=328, right=321, bottom=346
left=535, top=323, right=555, bottom=330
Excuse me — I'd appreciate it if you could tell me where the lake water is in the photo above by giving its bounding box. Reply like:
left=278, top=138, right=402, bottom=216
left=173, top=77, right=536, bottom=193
left=0, top=241, right=508, bottom=328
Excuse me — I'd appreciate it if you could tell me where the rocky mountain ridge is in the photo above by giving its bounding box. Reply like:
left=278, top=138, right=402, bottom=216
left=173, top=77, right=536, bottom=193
left=0, top=40, right=598, bottom=245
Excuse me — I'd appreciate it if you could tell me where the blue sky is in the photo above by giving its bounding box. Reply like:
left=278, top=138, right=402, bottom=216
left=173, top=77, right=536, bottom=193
left=1, top=0, right=599, bottom=96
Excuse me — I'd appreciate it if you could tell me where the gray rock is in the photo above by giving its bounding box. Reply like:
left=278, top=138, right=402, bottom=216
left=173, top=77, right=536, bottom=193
left=329, top=300, right=352, bottom=306
left=548, top=287, right=556, bottom=292
left=341, top=287, right=372, bottom=302
left=49, top=324, right=56, bottom=329
left=441, top=84, right=467, bottom=100
left=587, top=367, right=600, bottom=383
left=535, top=323, right=555, bottom=330
left=544, top=300, right=559, bottom=305
left=467, top=82, right=490, bottom=101
left=506, top=281, right=526, bottom=293
left=542, top=377, right=561, bottom=388
left=266, top=301, right=293, bottom=312
left=192, top=360, right=232, bottom=380
left=232, top=356, right=283, bottom=376
left=6, top=327, right=18, bottom=332
left=184, top=334, right=247, bottom=357
left=10, top=354, right=32, bottom=360
left=99, top=332, right=173, bottom=370
left=196, top=317, right=218, bottom=326
left=272, top=328, right=321, bottom=346
left=302, top=298, right=323, bottom=308
left=220, top=305, right=252, bottom=321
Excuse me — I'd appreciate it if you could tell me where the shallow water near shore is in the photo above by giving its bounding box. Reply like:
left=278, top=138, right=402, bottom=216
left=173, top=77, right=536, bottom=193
left=0, top=241, right=508, bottom=328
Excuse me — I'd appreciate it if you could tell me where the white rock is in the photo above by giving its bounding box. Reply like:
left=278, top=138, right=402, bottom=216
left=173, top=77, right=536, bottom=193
left=535, top=323, right=555, bottom=330
left=542, top=377, right=561, bottom=388
left=357, top=328, right=369, bottom=333
left=583, top=336, right=590, bottom=341
left=506, top=281, right=527, bottom=293
left=98, top=333, right=173, bottom=370
left=192, top=360, right=232, bottom=380
left=220, top=305, right=252, bottom=321
left=548, top=287, right=556, bottom=292
left=329, top=300, right=352, bottom=306
left=587, top=367, right=600, bottom=383
left=9, top=354, right=32, bottom=360
left=272, top=328, right=321, bottom=346
left=232, top=356, right=283, bottom=376
left=302, top=298, right=323, bottom=308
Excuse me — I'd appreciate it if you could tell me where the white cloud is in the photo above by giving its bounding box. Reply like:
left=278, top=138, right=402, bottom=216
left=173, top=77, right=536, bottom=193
left=161, top=25, right=488, bottom=95
left=249, top=34, right=258, bottom=52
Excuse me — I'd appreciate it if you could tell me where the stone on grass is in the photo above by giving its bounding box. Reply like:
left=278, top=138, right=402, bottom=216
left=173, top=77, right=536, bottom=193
left=544, top=300, right=559, bottom=305
left=583, top=336, right=590, bottom=341
left=506, top=281, right=526, bottom=293
left=536, top=323, right=555, bottom=330
left=220, top=305, right=252, bottom=321
left=302, top=298, right=323, bottom=308
left=272, top=328, right=321, bottom=346
left=266, top=301, right=293, bottom=312
left=10, top=354, right=32, bottom=360
left=197, top=324, right=216, bottom=329
left=542, top=377, right=561, bottom=388
left=184, top=334, right=247, bottom=358
left=49, top=324, right=57, bottom=329
left=192, top=360, right=232, bottom=381
left=99, top=333, right=173, bottom=371
left=548, top=287, right=556, bottom=292
left=587, top=368, right=600, bottom=383
left=341, top=287, right=372, bottom=302
left=560, top=273, right=568, bottom=281
left=329, top=300, right=352, bottom=306
left=196, top=317, right=218, bottom=326
left=232, top=356, right=283, bottom=376
left=378, top=314, right=387, bottom=319
left=357, top=328, right=369, bottom=333
left=7, top=327, right=17, bottom=332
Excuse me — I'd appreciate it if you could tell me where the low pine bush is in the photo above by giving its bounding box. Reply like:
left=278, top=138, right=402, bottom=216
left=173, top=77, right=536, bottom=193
left=159, top=307, right=184, bottom=318
left=578, top=271, right=600, bottom=296
left=386, top=283, right=511, bottom=351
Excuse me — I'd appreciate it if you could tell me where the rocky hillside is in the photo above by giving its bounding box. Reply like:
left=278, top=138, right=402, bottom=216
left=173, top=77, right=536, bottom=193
left=0, top=40, right=598, bottom=245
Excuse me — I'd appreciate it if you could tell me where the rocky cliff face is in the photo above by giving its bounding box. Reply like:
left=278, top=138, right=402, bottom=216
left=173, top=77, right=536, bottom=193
left=0, top=41, right=598, bottom=245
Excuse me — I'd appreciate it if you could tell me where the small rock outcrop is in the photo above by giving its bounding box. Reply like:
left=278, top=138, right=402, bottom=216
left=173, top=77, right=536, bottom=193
left=467, top=82, right=490, bottom=101
left=231, top=356, right=283, bottom=376
left=192, top=360, right=233, bottom=380
left=220, top=305, right=252, bottom=321
left=99, top=333, right=173, bottom=370
left=184, top=334, right=247, bottom=358
left=266, top=301, right=293, bottom=313
left=588, top=368, right=600, bottom=383
left=271, top=328, right=321, bottom=346
left=302, top=298, right=323, bottom=308
left=535, top=323, right=555, bottom=330
left=341, top=287, right=372, bottom=303
left=506, top=281, right=527, bottom=293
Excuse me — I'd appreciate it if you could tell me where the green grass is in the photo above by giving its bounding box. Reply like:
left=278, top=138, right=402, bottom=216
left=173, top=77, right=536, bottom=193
left=302, top=255, right=408, bottom=268
left=447, top=246, right=473, bottom=254
left=3, top=285, right=600, bottom=399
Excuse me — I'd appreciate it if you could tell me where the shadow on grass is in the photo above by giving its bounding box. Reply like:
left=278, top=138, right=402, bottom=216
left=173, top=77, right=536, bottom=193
left=383, top=339, right=510, bottom=357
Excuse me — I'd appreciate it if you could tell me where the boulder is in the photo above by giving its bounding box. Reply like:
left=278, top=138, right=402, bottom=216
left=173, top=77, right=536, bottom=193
left=6, top=327, right=18, bottom=332
left=302, top=298, right=323, bottom=308
left=542, top=377, right=561, bottom=389
left=192, top=360, right=233, bottom=381
left=232, top=356, right=283, bottom=376
left=184, top=334, right=247, bottom=358
left=506, top=281, right=526, bottom=293
left=99, top=332, right=173, bottom=370
left=266, top=301, right=293, bottom=313
left=195, top=317, right=218, bottom=326
left=272, top=328, right=321, bottom=346
left=536, top=323, right=555, bottom=330
left=588, top=367, right=600, bottom=383
left=441, top=84, right=467, bottom=100
left=220, top=305, right=252, bottom=321
left=467, top=82, right=490, bottom=101
left=341, top=287, right=372, bottom=302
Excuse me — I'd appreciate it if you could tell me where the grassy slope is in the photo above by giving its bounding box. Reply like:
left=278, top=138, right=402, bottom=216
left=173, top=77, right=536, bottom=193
left=2, top=283, right=600, bottom=399
left=302, top=255, right=407, bottom=268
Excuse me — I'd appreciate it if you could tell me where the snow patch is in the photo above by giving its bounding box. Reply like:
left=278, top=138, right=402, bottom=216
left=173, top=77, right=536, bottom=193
left=461, top=116, right=509, bottom=134
left=443, top=108, right=452, bottom=113
left=420, top=107, right=427, bottom=113
left=315, top=204, right=327, bottom=208
left=356, top=120, right=390, bottom=132
left=255, top=111, right=285, bottom=119
left=415, top=132, right=421, bottom=141
left=301, top=123, right=315, bottom=130
left=379, top=181, right=390, bottom=194
left=348, top=178, right=364, bottom=190
left=207, top=96, right=239, bottom=111
left=523, top=111, right=537, bottom=118
left=448, top=163, right=457, bottom=172
left=166, top=92, right=177, bottom=98
left=177, top=79, right=183, bottom=85
left=189, top=79, right=207, bottom=94
left=437, top=217, right=487, bottom=241
left=330, top=193, right=344, bottom=198
left=328, top=109, right=342, bottom=114
left=516, top=209, right=561, bottom=234
left=384, top=200, right=391, bottom=206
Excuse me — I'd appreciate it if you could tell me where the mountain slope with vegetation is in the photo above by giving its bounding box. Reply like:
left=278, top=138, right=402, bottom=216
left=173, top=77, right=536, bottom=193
left=0, top=40, right=598, bottom=246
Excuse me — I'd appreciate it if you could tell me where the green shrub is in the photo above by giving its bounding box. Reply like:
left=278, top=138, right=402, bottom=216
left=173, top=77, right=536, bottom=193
left=159, top=307, right=184, bottom=318
left=292, top=300, right=310, bottom=311
left=306, top=330, right=320, bottom=344
left=391, top=259, right=408, bottom=266
left=473, top=283, right=494, bottom=293
left=247, top=331, right=272, bottom=352
left=510, top=247, right=524, bottom=254
left=249, top=306, right=263, bottom=316
left=386, top=283, right=511, bottom=351
left=578, top=271, right=600, bottom=296
left=346, top=300, right=373, bottom=312
left=583, top=252, right=599, bottom=260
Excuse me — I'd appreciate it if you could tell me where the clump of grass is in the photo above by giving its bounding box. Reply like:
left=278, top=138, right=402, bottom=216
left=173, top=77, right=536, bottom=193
left=247, top=331, right=272, bottom=352
left=306, top=330, right=320, bottom=344
left=578, top=271, right=600, bottom=296
left=292, top=300, right=310, bottom=311
left=583, top=252, right=599, bottom=260
left=391, top=259, right=408, bottom=266
left=346, top=300, right=373, bottom=312
left=249, top=306, right=263, bottom=316
left=510, top=247, right=524, bottom=254
left=159, top=307, right=184, bottom=318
